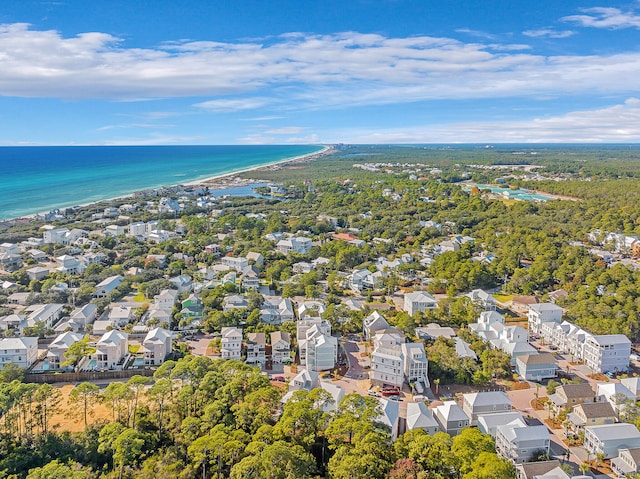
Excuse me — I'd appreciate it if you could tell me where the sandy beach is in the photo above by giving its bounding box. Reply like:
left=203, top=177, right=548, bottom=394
left=183, top=145, right=333, bottom=189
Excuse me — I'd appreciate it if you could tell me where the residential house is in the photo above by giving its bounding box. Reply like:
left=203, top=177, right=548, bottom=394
left=94, top=275, right=123, bottom=298
left=109, top=305, right=134, bottom=328
left=47, top=331, right=83, bottom=368
left=376, top=397, right=401, bottom=440
left=223, top=294, right=249, bottom=312
left=0, top=314, right=26, bottom=333
left=241, top=270, right=260, bottom=291
left=362, top=311, right=390, bottom=340
left=304, top=325, right=337, bottom=372
left=297, top=318, right=331, bottom=363
left=277, top=236, right=312, bottom=255
left=142, top=328, right=172, bottom=366
left=496, top=418, right=550, bottom=464
left=180, top=294, right=203, bottom=321
left=260, top=297, right=295, bottom=324
left=516, top=354, right=558, bottom=381
left=515, top=460, right=563, bottom=479
left=528, top=303, right=563, bottom=337
left=246, top=332, right=266, bottom=365
left=95, top=330, right=128, bottom=369
left=27, top=266, right=50, bottom=281
left=298, top=301, right=326, bottom=320
left=0, top=252, right=22, bottom=272
left=433, top=401, right=470, bottom=437
left=583, top=334, right=631, bottom=374
left=567, top=402, right=616, bottom=434
left=612, top=447, right=640, bottom=478
left=246, top=252, right=264, bottom=268
left=221, top=327, right=242, bottom=360
left=548, top=383, right=595, bottom=414
left=401, top=342, right=429, bottom=386
left=405, top=402, right=440, bottom=435
left=169, top=275, right=193, bottom=293
left=404, top=291, right=437, bottom=316
left=478, top=411, right=525, bottom=438
left=415, top=323, right=456, bottom=340
left=270, top=331, right=291, bottom=363
left=584, top=423, right=640, bottom=459
left=462, top=391, right=513, bottom=426
left=466, top=289, right=497, bottom=311
left=26, top=303, right=63, bottom=329
left=371, top=346, right=405, bottom=388
left=55, top=255, right=84, bottom=275
left=42, top=226, right=69, bottom=244
left=0, top=337, right=38, bottom=370
left=597, top=382, right=636, bottom=416
left=221, top=256, right=249, bottom=272
left=154, top=289, right=179, bottom=310
left=622, top=377, right=640, bottom=399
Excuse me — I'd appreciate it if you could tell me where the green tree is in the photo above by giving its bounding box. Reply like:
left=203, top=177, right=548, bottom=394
left=68, top=382, right=100, bottom=430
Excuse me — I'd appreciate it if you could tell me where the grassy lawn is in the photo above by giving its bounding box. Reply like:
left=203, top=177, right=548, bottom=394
left=133, top=292, right=147, bottom=302
left=493, top=293, right=514, bottom=303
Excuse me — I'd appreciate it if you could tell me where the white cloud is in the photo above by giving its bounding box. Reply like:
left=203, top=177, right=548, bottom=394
left=97, top=134, right=204, bottom=146
left=0, top=22, right=638, bottom=111
left=562, top=7, right=640, bottom=29
left=523, top=29, right=575, bottom=38
left=194, top=98, right=272, bottom=112
left=327, top=98, right=640, bottom=143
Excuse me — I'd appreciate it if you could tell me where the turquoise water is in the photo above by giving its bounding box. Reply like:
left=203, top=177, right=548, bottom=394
left=133, top=358, right=145, bottom=367
left=87, top=359, right=97, bottom=369
left=0, top=145, right=323, bottom=219
left=463, top=183, right=553, bottom=202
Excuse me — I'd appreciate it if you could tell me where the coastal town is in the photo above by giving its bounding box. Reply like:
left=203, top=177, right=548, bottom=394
left=3, top=146, right=640, bottom=478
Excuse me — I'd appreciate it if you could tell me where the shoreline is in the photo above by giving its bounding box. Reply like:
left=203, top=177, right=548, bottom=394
left=0, top=145, right=333, bottom=224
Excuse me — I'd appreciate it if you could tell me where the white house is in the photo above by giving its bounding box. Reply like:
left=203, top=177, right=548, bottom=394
left=528, top=303, right=563, bottom=337
left=516, top=353, right=558, bottom=381
left=611, top=447, right=640, bottom=478
left=466, top=289, right=497, bottom=311
left=297, top=318, right=331, bottom=363
left=270, top=331, right=291, bottom=363
left=154, top=289, right=179, bottom=310
left=221, top=256, right=249, bottom=272
left=246, top=332, right=266, bottom=365
left=376, top=397, right=401, bottom=440
left=55, top=255, right=84, bottom=275
left=142, top=328, right=172, bottom=366
left=304, top=325, right=337, bottom=372
left=496, top=418, right=550, bottom=464
left=47, top=331, right=83, bottom=368
left=405, top=402, right=440, bottom=435
left=221, top=327, right=242, bottom=360
left=0, top=337, right=38, bottom=370
left=277, top=236, right=312, bottom=255
left=109, top=305, right=134, bottom=328
left=95, top=330, right=128, bottom=369
left=363, top=311, right=390, bottom=341
left=478, top=411, right=524, bottom=438
left=583, top=334, right=631, bottom=374
left=26, top=303, right=64, bottom=329
left=584, top=424, right=640, bottom=459
left=462, top=391, right=513, bottom=426
left=401, top=342, right=429, bottom=386
left=404, top=291, right=437, bottom=316
left=94, top=275, right=123, bottom=298
left=433, top=401, right=470, bottom=437
left=371, top=347, right=405, bottom=388
left=260, top=297, right=295, bottom=324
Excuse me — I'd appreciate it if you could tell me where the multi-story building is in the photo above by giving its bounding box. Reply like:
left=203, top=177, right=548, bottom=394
left=495, top=418, right=550, bottom=464
left=462, top=391, right=513, bottom=426
left=142, top=328, right=172, bottom=366
left=221, top=327, right=242, bottom=360
left=304, top=325, right=337, bottom=372
left=245, top=332, right=266, bottom=365
left=401, top=342, right=429, bottom=385
left=404, top=291, right=437, bottom=316
left=583, top=334, right=631, bottom=374
left=528, top=303, right=563, bottom=337
left=270, top=331, right=291, bottom=363
left=584, top=424, right=640, bottom=459
left=371, top=347, right=404, bottom=387
left=95, top=330, right=128, bottom=369
left=0, top=337, right=38, bottom=370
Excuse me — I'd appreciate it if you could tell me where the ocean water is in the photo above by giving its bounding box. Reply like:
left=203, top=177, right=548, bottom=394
left=0, top=145, right=323, bottom=220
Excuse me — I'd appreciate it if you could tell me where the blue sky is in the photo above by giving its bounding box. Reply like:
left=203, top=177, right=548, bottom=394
left=1, top=0, right=640, bottom=145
